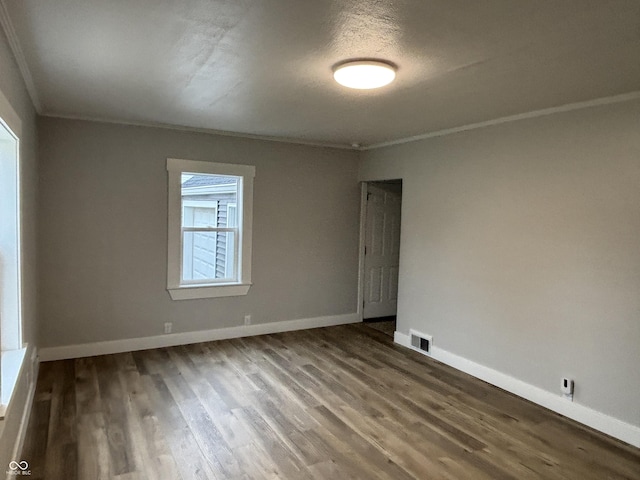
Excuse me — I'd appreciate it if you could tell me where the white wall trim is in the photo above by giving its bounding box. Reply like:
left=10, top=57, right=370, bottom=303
left=44, top=91, right=640, bottom=152
left=167, top=284, right=251, bottom=300
left=365, top=91, right=640, bottom=150
left=41, top=113, right=356, bottom=151
left=39, top=313, right=360, bottom=362
left=394, top=331, right=640, bottom=448
left=37, top=92, right=640, bottom=152
left=356, top=182, right=367, bottom=320
left=0, top=0, right=42, bottom=112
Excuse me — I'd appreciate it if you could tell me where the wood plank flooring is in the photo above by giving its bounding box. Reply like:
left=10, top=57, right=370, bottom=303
left=19, top=324, right=640, bottom=479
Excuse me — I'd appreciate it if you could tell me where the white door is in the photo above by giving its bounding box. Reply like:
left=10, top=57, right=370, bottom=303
left=363, top=183, right=401, bottom=319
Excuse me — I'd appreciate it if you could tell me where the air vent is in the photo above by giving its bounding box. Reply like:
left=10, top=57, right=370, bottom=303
left=409, top=329, right=433, bottom=356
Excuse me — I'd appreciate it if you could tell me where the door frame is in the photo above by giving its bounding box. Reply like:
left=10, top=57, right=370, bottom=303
left=357, top=180, right=403, bottom=322
left=357, top=182, right=368, bottom=321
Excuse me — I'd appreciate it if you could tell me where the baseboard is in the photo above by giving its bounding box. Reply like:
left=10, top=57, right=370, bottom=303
left=394, top=331, right=640, bottom=448
left=39, top=313, right=360, bottom=362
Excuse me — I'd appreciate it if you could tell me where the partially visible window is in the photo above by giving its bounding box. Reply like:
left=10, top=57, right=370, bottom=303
left=0, top=89, right=23, bottom=413
left=167, top=159, right=254, bottom=300
left=0, top=111, right=21, bottom=353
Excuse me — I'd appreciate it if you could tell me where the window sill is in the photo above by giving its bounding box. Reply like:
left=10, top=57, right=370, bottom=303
left=168, top=283, right=251, bottom=300
left=0, top=347, right=27, bottom=420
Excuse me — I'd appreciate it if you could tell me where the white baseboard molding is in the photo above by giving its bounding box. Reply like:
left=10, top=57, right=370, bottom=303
left=39, top=313, right=360, bottom=362
left=395, top=331, right=640, bottom=448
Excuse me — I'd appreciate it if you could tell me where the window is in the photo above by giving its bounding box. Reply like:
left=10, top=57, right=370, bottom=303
left=167, top=158, right=254, bottom=300
left=0, top=88, right=23, bottom=413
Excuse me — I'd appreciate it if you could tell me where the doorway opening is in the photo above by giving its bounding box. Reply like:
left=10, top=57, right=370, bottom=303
left=359, top=180, right=402, bottom=338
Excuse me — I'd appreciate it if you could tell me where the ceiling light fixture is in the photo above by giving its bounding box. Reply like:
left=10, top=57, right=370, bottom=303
left=333, top=60, right=396, bottom=90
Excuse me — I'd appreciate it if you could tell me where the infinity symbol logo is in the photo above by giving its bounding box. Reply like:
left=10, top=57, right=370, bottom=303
left=9, top=461, right=29, bottom=471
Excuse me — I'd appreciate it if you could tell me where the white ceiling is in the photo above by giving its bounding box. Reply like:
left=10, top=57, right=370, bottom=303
left=3, top=0, right=640, bottom=148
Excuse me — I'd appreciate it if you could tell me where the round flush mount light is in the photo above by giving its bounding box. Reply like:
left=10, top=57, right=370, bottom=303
left=333, top=60, right=397, bottom=90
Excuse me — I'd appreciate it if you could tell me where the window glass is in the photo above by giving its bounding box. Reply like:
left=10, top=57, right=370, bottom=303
left=181, top=173, right=239, bottom=283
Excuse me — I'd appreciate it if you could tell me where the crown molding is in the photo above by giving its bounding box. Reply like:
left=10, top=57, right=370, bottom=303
left=41, top=112, right=359, bottom=151
left=35, top=90, right=640, bottom=153
left=364, top=90, right=640, bottom=150
left=0, top=0, right=42, bottom=112
left=42, top=89, right=640, bottom=153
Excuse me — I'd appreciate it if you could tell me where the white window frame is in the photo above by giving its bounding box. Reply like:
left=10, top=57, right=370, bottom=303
left=166, top=158, right=254, bottom=300
left=0, top=87, right=24, bottom=415
left=225, top=203, right=237, bottom=278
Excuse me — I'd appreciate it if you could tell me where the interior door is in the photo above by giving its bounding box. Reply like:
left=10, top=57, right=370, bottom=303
left=363, top=183, right=401, bottom=319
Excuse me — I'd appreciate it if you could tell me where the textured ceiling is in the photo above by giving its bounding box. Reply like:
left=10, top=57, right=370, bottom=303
left=3, top=0, right=640, bottom=147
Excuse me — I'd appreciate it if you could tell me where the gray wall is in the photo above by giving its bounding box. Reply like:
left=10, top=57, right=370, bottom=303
left=0, top=26, right=39, bottom=469
left=360, top=99, right=640, bottom=427
left=38, top=118, right=360, bottom=347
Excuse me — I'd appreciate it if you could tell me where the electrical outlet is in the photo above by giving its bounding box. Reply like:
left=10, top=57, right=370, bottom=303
left=164, top=322, right=172, bottom=334
left=244, top=315, right=251, bottom=326
left=561, top=377, right=574, bottom=400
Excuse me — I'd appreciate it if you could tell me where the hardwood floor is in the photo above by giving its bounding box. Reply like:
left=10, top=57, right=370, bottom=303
left=20, top=324, right=640, bottom=479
